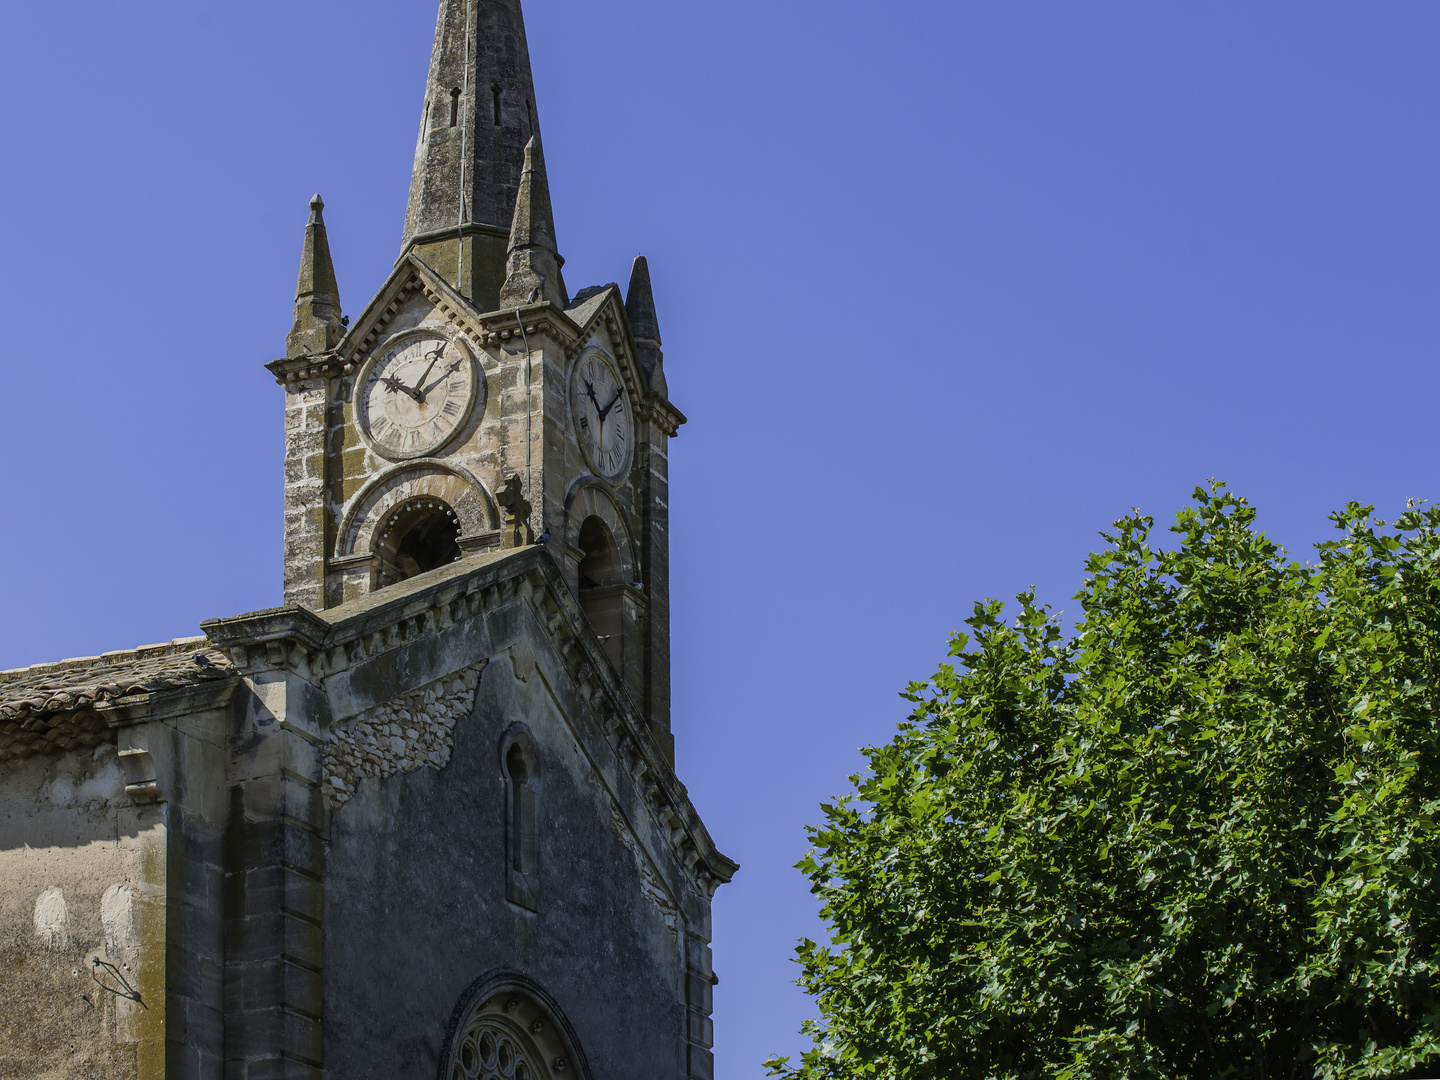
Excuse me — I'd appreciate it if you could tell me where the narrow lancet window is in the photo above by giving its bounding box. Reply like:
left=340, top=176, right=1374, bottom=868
left=449, top=87, right=461, bottom=127
left=502, top=728, right=540, bottom=910
left=507, top=744, right=535, bottom=872
left=492, top=85, right=503, bottom=126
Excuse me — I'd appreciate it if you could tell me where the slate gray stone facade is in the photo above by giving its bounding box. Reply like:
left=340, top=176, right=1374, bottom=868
left=0, top=3, right=733, bottom=1077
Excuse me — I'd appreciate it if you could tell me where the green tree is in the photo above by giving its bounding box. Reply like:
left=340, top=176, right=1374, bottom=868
left=768, top=486, right=1440, bottom=1080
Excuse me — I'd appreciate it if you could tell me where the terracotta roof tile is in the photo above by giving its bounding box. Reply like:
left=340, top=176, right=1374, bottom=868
left=0, top=638, right=237, bottom=761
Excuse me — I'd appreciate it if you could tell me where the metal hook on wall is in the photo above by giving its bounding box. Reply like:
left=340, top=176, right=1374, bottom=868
left=90, top=955, right=146, bottom=1009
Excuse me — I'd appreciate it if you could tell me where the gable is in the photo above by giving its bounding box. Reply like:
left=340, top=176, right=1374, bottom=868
left=201, top=546, right=736, bottom=899
left=339, top=253, right=493, bottom=371
left=562, top=285, right=653, bottom=415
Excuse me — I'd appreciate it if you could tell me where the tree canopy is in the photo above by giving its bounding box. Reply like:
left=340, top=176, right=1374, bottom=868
left=768, top=487, right=1440, bottom=1079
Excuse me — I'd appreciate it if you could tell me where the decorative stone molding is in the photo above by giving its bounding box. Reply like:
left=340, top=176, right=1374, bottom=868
left=348, top=270, right=429, bottom=363
left=266, top=350, right=347, bottom=386
left=441, top=972, right=595, bottom=1080
left=635, top=396, right=687, bottom=439
left=323, top=659, right=487, bottom=809
left=117, top=748, right=162, bottom=804
left=336, top=458, right=501, bottom=560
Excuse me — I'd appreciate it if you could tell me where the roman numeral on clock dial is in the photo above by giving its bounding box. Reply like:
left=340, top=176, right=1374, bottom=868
left=570, top=354, right=631, bottom=480
left=359, top=335, right=477, bottom=459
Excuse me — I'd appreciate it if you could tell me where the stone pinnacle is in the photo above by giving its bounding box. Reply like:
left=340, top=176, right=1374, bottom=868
left=499, top=137, right=567, bottom=309
left=287, top=192, right=343, bottom=358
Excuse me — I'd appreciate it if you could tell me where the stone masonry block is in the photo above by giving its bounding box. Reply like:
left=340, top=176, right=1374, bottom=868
left=687, top=1009, right=714, bottom=1049
left=242, top=773, right=323, bottom=830
left=686, top=971, right=713, bottom=1015
left=230, top=729, right=323, bottom=787
left=168, top=943, right=223, bottom=1002
left=166, top=1041, right=212, bottom=1080
left=230, top=864, right=325, bottom=925
left=225, top=819, right=324, bottom=880
left=283, top=476, right=324, bottom=498
left=170, top=997, right=224, bottom=1057
left=234, top=958, right=323, bottom=1018
left=688, top=1045, right=715, bottom=1080
left=226, top=1001, right=322, bottom=1066
left=283, top=1008, right=324, bottom=1066
left=685, top=936, right=713, bottom=976
left=224, top=909, right=323, bottom=967
left=341, top=446, right=368, bottom=479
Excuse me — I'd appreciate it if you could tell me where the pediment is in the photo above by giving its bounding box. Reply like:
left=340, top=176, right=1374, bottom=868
left=559, top=285, right=668, bottom=427
left=202, top=545, right=737, bottom=899
left=338, top=254, right=492, bottom=369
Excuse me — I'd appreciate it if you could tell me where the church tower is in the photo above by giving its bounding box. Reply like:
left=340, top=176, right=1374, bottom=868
left=0, top=5, right=729, bottom=1078
left=268, top=0, right=683, bottom=756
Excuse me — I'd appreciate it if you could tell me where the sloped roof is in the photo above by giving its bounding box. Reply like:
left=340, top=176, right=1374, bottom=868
left=564, top=284, right=616, bottom=332
left=0, top=638, right=236, bottom=761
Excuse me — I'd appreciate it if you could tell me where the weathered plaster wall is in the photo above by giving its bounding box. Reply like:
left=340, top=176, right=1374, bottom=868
left=0, top=744, right=164, bottom=1079
left=322, top=621, right=687, bottom=1079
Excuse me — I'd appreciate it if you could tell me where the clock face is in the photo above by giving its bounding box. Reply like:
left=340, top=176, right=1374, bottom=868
left=357, top=335, right=479, bottom=460
left=570, top=353, right=632, bottom=481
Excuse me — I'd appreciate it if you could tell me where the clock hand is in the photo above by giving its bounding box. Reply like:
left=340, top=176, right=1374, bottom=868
left=408, top=345, right=446, bottom=401
left=597, top=386, right=624, bottom=420
left=418, top=359, right=463, bottom=399
left=381, top=374, right=423, bottom=402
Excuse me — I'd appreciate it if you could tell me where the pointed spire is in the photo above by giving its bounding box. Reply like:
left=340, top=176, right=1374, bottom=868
left=401, top=0, right=544, bottom=310
left=626, top=255, right=667, bottom=398
left=287, top=194, right=344, bottom=358
left=499, top=138, right=568, bottom=309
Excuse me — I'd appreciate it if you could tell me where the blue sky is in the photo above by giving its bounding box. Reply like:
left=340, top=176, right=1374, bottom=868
left=2, top=1, right=1439, bottom=1074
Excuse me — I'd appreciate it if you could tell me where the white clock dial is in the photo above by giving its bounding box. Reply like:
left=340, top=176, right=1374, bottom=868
left=357, top=335, right=479, bottom=460
left=570, top=354, right=632, bottom=481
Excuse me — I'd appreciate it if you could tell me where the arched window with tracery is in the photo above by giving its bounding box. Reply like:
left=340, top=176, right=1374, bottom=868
left=576, top=515, right=623, bottom=669
left=501, top=726, right=540, bottom=911
left=441, top=975, right=590, bottom=1080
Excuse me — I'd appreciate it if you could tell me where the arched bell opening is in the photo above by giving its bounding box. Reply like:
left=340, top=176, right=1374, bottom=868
left=576, top=515, right=624, bottom=669
left=374, top=496, right=462, bottom=586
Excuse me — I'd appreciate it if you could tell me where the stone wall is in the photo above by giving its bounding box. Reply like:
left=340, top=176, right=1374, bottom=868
left=323, top=660, right=485, bottom=808
left=322, top=615, right=689, bottom=1080
left=0, top=743, right=165, bottom=1079
left=0, top=543, right=729, bottom=1079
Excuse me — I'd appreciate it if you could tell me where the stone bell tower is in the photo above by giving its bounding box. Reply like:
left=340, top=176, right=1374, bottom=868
left=266, top=0, right=685, bottom=756
left=0, top=6, right=731, bottom=1080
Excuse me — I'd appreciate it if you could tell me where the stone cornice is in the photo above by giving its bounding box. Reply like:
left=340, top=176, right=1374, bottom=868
left=396, top=222, right=511, bottom=268
left=638, top=395, right=687, bottom=438
left=200, top=546, right=736, bottom=894
left=266, top=351, right=347, bottom=388
left=97, top=678, right=240, bottom=728
left=200, top=605, right=332, bottom=660
left=340, top=256, right=441, bottom=365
